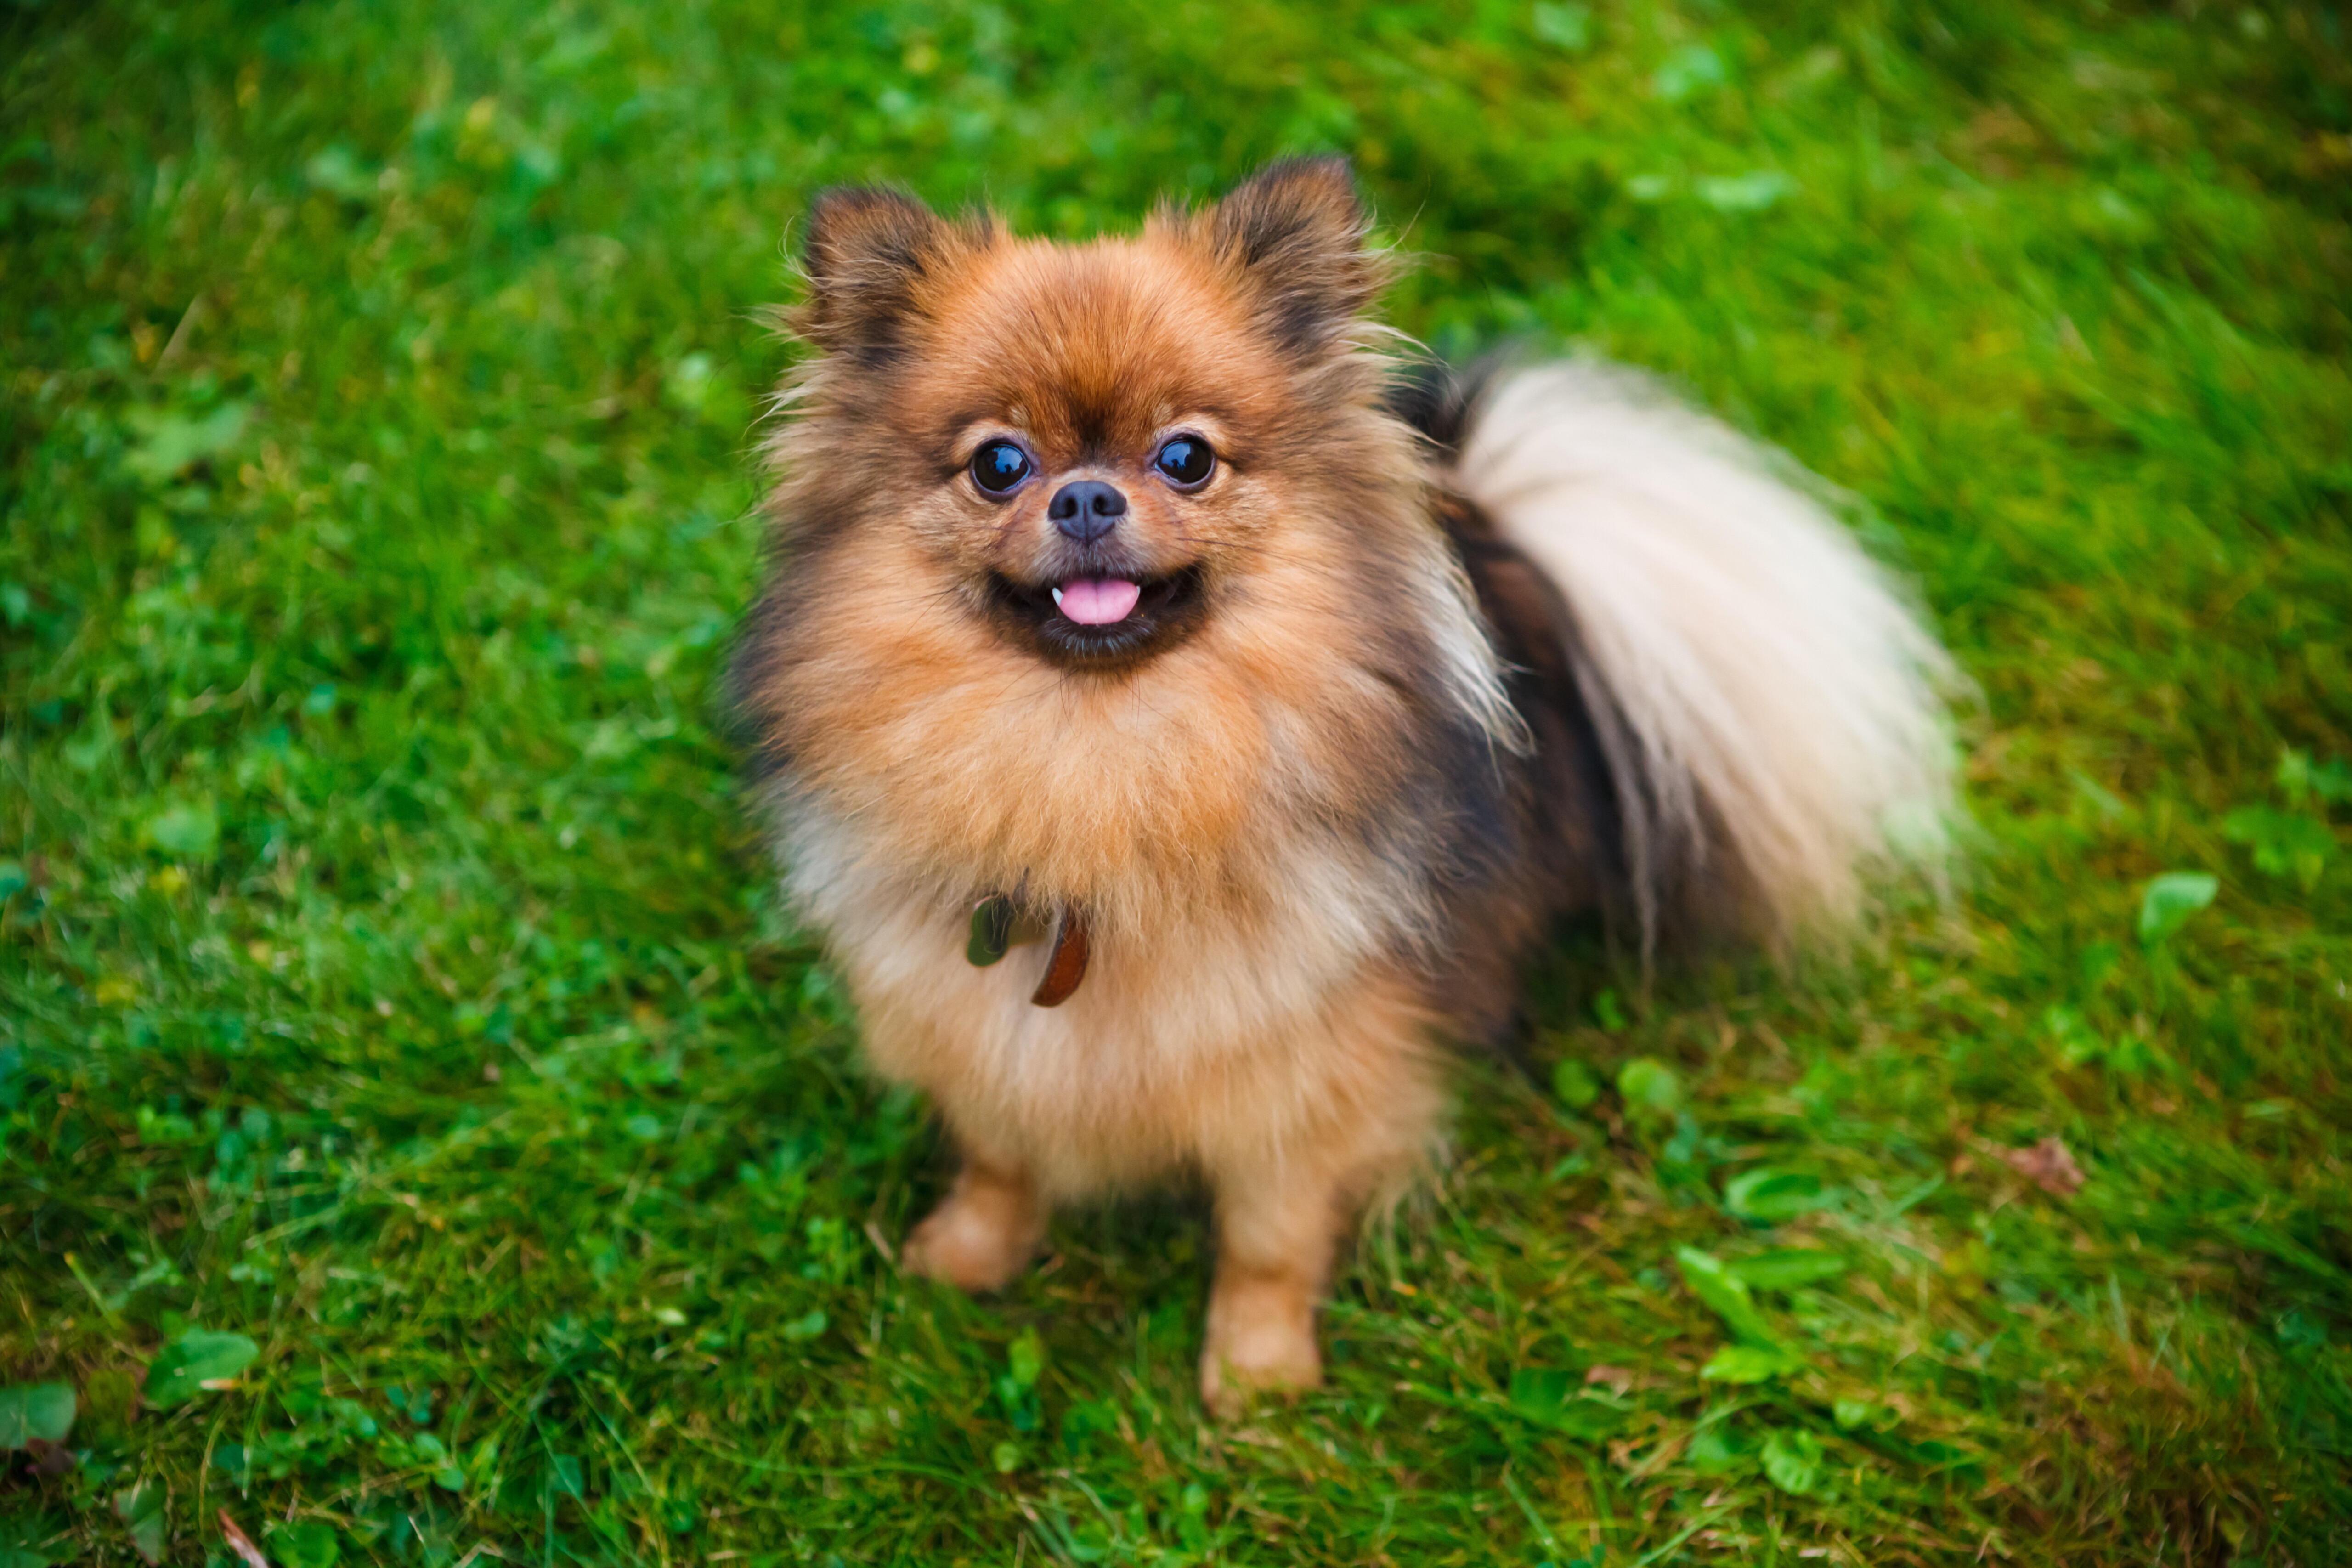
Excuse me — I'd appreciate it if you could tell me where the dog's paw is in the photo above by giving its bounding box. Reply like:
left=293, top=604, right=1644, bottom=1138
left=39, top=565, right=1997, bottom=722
left=1199, top=1270, right=1323, bottom=1418
left=898, top=1171, right=1042, bottom=1293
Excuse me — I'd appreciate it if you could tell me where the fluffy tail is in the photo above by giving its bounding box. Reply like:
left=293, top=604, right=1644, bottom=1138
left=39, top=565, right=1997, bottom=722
left=1442, top=360, right=1959, bottom=951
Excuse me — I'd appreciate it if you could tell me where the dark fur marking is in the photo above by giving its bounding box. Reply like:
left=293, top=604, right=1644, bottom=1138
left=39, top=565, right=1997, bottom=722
left=1383, top=349, right=1517, bottom=461
left=800, top=185, right=957, bottom=362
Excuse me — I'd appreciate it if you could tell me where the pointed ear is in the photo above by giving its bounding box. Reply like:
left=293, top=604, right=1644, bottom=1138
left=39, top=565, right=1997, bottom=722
left=797, top=186, right=957, bottom=362
left=1206, top=157, right=1382, bottom=356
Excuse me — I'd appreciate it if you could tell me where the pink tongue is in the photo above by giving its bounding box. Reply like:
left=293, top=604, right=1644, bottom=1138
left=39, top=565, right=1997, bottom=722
left=1055, top=577, right=1142, bottom=626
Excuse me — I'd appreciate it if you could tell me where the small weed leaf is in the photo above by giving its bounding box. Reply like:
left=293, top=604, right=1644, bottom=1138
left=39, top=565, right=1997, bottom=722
left=663, top=352, right=747, bottom=428
left=664, top=351, right=718, bottom=413
left=138, top=800, right=220, bottom=860
left=381, top=1430, right=464, bottom=1490
left=269, top=1519, right=341, bottom=1568
left=1550, top=1056, right=1601, bottom=1110
left=1510, top=1366, right=1575, bottom=1411
left=2044, top=1004, right=2104, bottom=1067
left=1059, top=1398, right=1119, bottom=1454
left=779, top=1309, right=825, bottom=1342
left=2047, top=1004, right=2169, bottom=1076
left=143, top=1330, right=258, bottom=1408
left=0, top=1516, right=57, bottom=1568
left=1688, top=1423, right=1753, bottom=1474
left=2137, top=872, right=2217, bottom=946
left=2277, top=748, right=2352, bottom=808
left=1685, top=1244, right=1809, bottom=1381
left=2275, top=1310, right=2327, bottom=1350
left=1761, top=1429, right=1825, bottom=1495
left=990, top=1440, right=1022, bottom=1474
left=1675, top=1247, right=1775, bottom=1345
left=1697, top=171, right=1797, bottom=212
left=1590, top=988, right=1628, bottom=1031
left=112, top=1481, right=165, bottom=1566
left=1654, top=41, right=1727, bottom=101
left=2222, top=806, right=2335, bottom=889
left=0, top=1385, right=74, bottom=1449
left=997, top=1376, right=1040, bottom=1432
left=1617, top=1057, right=1681, bottom=1121
left=1833, top=1397, right=1898, bottom=1431
left=1042, top=1511, right=1116, bottom=1565
left=1008, top=1328, right=1045, bottom=1390
left=1701, top=1343, right=1806, bottom=1383
left=1506, top=1368, right=1628, bottom=1440
left=1727, top=1249, right=1849, bottom=1291
left=998, top=1333, right=1045, bottom=1432
left=305, top=144, right=378, bottom=200
left=1531, top=2, right=1593, bottom=51
left=121, top=402, right=249, bottom=486
left=1722, top=1167, right=1829, bottom=1223
left=1176, top=1482, right=1212, bottom=1552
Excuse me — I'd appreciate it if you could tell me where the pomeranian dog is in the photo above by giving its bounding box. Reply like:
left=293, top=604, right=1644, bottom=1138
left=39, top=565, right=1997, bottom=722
left=732, top=158, right=1954, bottom=1413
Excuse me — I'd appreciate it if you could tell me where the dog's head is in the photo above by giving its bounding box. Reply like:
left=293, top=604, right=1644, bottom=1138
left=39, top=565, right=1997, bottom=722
left=770, top=158, right=1410, bottom=672
left=746, top=160, right=1518, bottom=933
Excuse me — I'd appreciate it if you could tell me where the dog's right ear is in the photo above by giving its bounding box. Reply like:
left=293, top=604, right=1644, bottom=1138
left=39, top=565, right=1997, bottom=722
left=797, top=187, right=954, bottom=361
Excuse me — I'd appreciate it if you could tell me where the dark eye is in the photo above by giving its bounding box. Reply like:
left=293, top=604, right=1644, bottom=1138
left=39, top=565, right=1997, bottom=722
left=1153, top=436, right=1215, bottom=489
left=970, top=440, right=1032, bottom=496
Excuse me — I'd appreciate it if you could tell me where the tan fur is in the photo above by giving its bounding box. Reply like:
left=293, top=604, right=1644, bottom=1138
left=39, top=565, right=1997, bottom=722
left=733, top=160, right=1954, bottom=1413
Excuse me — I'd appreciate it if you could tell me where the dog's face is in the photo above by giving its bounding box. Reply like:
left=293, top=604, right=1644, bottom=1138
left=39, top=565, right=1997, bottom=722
left=875, top=236, right=1259, bottom=669
left=748, top=158, right=1512, bottom=940
left=773, top=158, right=1401, bottom=673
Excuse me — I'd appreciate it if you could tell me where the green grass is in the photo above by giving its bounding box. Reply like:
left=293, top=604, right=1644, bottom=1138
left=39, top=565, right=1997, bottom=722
left=4, top=0, right=2349, bottom=1562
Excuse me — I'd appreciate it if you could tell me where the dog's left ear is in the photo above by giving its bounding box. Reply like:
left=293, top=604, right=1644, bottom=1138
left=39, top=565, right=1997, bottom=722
left=1207, top=157, right=1382, bottom=357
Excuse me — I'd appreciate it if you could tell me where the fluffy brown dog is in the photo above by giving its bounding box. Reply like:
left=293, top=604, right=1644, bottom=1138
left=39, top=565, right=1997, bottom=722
left=732, top=158, right=1954, bottom=1413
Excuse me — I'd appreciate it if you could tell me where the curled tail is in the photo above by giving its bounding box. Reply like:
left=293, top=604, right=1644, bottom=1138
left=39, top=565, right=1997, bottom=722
left=1427, top=359, right=1959, bottom=951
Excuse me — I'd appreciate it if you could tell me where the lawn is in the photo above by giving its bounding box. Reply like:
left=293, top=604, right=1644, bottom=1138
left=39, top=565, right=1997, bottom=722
left=4, top=0, right=2350, bottom=1563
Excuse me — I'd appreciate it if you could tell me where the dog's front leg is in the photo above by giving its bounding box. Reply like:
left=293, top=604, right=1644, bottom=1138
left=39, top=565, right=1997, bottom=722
left=899, top=1153, right=1045, bottom=1293
left=1198, top=1155, right=1351, bottom=1416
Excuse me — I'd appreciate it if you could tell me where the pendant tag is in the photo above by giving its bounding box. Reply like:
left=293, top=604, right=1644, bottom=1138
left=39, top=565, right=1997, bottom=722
left=967, top=895, right=1048, bottom=967
left=1029, top=908, right=1090, bottom=1008
left=967, top=896, right=1012, bottom=966
left=967, top=894, right=1086, bottom=1004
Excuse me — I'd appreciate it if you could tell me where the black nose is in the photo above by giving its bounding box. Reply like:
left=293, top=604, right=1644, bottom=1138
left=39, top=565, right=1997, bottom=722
left=1047, top=480, right=1127, bottom=543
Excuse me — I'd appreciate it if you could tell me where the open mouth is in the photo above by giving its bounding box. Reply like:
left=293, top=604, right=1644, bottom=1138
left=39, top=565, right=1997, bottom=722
left=986, top=566, right=1207, bottom=667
